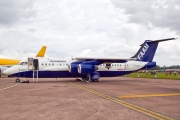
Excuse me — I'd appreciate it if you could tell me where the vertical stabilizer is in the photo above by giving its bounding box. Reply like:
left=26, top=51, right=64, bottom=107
left=36, top=46, right=47, bottom=57
left=131, top=38, right=176, bottom=62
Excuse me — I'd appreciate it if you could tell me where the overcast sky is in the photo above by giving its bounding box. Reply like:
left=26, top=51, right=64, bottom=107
left=0, top=0, right=179, bottom=66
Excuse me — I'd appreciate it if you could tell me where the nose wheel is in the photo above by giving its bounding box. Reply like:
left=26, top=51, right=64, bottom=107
left=16, top=78, right=20, bottom=83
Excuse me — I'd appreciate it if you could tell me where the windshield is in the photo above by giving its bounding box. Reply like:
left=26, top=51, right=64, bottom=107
left=19, top=62, right=28, bottom=66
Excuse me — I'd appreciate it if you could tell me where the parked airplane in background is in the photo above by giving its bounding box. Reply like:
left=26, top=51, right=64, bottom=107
left=0, top=56, right=20, bottom=66
left=3, top=38, right=176, bottom=82
left=0, top=46, right=47, bottom=74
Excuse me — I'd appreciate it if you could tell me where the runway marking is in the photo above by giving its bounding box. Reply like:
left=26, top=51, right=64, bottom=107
left=118, top=93, right=180, bottom=99
left=69, top=82, right=174, bottom=120
left=0, top=83, right=21, bottom=91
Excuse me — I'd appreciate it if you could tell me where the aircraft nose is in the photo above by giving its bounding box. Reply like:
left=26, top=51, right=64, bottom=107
left=3, top=68, right=11, bottom=75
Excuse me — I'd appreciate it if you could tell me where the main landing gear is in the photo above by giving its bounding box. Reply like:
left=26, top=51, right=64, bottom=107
left=91, top=79, right=99, bottom=82
left=84, top=77, right=99, bottom=82
left=75, top=78, right=99, bottom=82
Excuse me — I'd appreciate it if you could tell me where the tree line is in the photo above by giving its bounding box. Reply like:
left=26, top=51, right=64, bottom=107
left=148, top=65, right=180, bottom=70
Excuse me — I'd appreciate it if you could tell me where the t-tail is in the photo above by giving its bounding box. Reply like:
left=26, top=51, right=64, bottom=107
left=36, top=46, right=47, bottom=57
left=131, top=38, right=176, bottom=62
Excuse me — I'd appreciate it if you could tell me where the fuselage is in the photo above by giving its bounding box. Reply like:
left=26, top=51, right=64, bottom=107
left=3, top=57, right=155, bottom=78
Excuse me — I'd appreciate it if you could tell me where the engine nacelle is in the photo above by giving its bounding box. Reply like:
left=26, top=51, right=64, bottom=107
left=68, top=64, right=79, bottom=73
left=78, top=64, right=98, bottom=74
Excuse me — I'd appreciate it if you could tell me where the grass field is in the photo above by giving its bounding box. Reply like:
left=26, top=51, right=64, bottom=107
left=126, top=72, right=180, bottom=80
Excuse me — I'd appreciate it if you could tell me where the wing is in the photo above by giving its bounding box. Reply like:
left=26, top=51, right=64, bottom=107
left=74, top=57, right=138, bottom=63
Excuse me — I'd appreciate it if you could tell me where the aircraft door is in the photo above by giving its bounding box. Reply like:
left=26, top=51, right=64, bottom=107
left=33, top=59, right=39, bottom=70
left=28, top=58, right=34, bottom=70
left=105, top=62, right=111, bottom=70
left=28, top=58, right=39, bottom=70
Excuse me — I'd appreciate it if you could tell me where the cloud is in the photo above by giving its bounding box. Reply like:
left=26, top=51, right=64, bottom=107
left=0, top=0, right=179, bottom=67
left=110, top=0, right=180, bottom=33
left=0, top=0, right=36, bottom=26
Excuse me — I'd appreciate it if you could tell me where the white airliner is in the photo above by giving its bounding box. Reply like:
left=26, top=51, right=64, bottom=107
left=3, top=38, right=176, bottom=82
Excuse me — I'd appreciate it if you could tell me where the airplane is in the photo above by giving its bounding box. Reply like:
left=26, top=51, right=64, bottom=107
left=0, top=46, right=47, bottom=74
left=0, top=56, right=20, bottom=66
left=3, top=38, right=176, bottom=82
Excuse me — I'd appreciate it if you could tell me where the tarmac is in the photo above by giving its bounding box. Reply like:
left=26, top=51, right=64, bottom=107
left=0, top=77, right=179, bottom=120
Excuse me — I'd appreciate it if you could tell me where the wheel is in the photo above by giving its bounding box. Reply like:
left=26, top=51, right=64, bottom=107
left=91, top=79, right=95, bottom=82
left=16, top=78, right=20, bottom=83
left=95, top=79, right=99, bottom=82
left=91, top=79, right=99, bottom=82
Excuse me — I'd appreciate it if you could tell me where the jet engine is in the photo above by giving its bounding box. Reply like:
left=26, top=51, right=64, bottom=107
left=68, top=63, right=79, bottom=73
left=78, top=64, right=98, bottom=74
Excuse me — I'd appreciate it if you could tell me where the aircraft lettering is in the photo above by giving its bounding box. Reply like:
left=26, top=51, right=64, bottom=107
left=50, top=60, right=66, bottom=62
left=137, top=43, right=149, bottom=60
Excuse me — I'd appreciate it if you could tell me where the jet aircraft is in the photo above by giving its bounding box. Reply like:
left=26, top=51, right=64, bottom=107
left=3, top=38, right=176, bottom=82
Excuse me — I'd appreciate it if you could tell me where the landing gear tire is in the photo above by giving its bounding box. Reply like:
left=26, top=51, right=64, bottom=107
left=95, top=79, right=99, bottom=82
left=91, top=79, right=99, bottom=82
left=16, top=78, right=20, bottom=83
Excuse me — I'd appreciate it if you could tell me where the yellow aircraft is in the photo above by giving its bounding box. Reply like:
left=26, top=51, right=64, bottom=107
left=0, top=58, right=20, bottom=66
left=0, top=46, right=46, bottom=72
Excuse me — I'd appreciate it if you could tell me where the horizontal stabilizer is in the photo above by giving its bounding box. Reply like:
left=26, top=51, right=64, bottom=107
left=140, top=38, right=176, bottom=46
left=148, top=38, right=176, bottom=42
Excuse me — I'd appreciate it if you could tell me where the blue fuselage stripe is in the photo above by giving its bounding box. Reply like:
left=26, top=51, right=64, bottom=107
left=9, top=70, right=134, bottom=78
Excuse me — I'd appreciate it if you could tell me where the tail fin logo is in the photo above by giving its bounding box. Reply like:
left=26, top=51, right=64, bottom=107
left=137, top=43, right=149, bottom=60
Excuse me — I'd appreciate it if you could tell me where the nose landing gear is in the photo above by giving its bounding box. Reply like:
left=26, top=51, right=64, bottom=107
left=15, top=78, right=20, bottom=83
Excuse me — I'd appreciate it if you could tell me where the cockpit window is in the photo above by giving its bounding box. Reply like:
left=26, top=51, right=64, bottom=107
left=19, top=62, right=28, bottom=66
